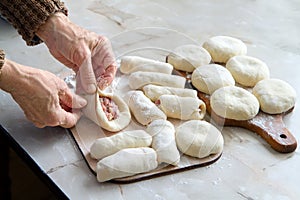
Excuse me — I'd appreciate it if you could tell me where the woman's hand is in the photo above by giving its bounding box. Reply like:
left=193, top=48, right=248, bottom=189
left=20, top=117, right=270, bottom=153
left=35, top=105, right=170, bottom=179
left=0, top=60, right=87, bottom=128
left=37, top=12, right=117, bottom=94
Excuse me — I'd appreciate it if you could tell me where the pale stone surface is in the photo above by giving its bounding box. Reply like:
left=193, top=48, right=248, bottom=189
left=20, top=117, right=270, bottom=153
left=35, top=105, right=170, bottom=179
left=1, top=0, right=300, bottom=199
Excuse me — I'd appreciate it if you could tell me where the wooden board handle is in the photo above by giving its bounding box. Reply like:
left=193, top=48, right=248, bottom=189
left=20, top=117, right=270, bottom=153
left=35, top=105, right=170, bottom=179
left=198, top=92, right=297, bottom=153
left=246, top=112, right=297, bottom=153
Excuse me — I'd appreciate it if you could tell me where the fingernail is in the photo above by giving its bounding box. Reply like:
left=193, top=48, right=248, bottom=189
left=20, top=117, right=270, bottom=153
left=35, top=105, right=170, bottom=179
left=86, top=83, right=96, bottom=94
left=99, top=79, right=109, bottom=90
left=78, top=97, right=87, bottom=107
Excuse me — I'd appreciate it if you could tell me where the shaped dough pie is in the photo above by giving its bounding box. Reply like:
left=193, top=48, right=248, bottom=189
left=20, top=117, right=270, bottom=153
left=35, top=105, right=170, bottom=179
left=96, top=147, right=158, bottom=182
left=143, top=84, right=198, bottom=101
left=226, top=55, right=270, bottom=87
left=166, top=44, right=211, bottom=72
left=210, top=86, right=259, bottom=120
left=176, top=120, right=223, bottom=158
left=120, top=56, right=173, bottom=74
left=81, top=88, right=131, bottom=132
left=202, top=36, right=247, bottom=63
left=90, top=130, right=152, bottom=160
left=128, top=71, right=186, bottom=89
left=252, top=79, right=297, bottom=114
left=146, top=119, right=180, bottom=165
left=156, top=95, right=206, bottom=120
left=191, top=64, right=235, bottom=95
left=124, top=90, right=167, bottom=125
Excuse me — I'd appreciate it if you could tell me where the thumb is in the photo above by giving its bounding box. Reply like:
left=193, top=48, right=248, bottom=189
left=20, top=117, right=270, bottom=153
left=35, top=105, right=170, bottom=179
left=57, top=109, right=82, bottom=128
left=78, top=57, right=97, bottom=94
left=60, top=89, right=87, bottom=110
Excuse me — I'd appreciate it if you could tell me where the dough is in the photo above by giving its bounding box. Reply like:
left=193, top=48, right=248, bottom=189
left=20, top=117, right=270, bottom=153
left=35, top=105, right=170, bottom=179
left=82, top=88, right=131, bottom=132
left=128, top=71, right=186, bottom=89
left=96, top=147, right=158, bottom=182
left=90, top=130, right=152, bottom=160
left=252, top=79, right=297, bottom=114
left=146, top=119, right=180, bottom=165
left=211, top=86, right=259, bottom=120
left=142, top=84, right=198, bottom=101
left=124, top=90, right=167, bottom=125
left=191, top=64, right=235, bottom=95
left=166, top=44, right=211, bottom=72
left=156, top=95, right=206, bottom=120
left=120, top=56, right=173, bottom=74
left=176, top=120, right=223, bottom=158
left=226, top=55, right=270, bottom=87
left=202, top=36, right=247, bottom=63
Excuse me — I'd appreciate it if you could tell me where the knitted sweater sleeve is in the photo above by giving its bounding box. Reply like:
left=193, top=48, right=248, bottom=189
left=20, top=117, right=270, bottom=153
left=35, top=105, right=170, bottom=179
left=0, top=0, right=68, bottom=46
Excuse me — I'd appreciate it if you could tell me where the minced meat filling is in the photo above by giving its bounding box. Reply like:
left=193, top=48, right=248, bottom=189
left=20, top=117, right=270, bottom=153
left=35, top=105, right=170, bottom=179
left=99, top=96, right=119, bottom=121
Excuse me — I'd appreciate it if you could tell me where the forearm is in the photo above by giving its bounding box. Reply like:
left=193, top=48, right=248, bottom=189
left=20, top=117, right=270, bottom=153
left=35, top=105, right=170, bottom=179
left=0, top=57, right=30, bottom=94
left=0, top=0, right=68, bottom=46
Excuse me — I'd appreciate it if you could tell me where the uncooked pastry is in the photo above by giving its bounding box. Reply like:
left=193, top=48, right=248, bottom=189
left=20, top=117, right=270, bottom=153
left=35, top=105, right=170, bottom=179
left=156, top=95, right=206, bottom=120
left=210, top=86, right=259, bottom=120
left=176, top=120, right=223, bottom=158
left=146, top=119, right=180, bottom=165
left=90, top=130, right=152, bottom=160
left=128, top=71, right=186, bottom=89
left=191, top=64, right=235, bottom=95
left=120, top=56, right=173, bottom=74
left=252, top=78, right=297, bottom=114
left=202, top=35, right=247, bottom=63
left=124, top=90, right=167, bottom=125
left=96, top=147, right=158, bottom=182
left=166, top=44, right=211, bottom=72
left=226, top=55, right=270, bottom=87
left=82, top=88, right=131, bottom=132
left=142, top=84, right=198, bottom=101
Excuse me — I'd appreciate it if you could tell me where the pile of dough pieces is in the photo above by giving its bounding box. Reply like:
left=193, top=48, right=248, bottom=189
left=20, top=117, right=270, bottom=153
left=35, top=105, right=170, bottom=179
left=87, top=55, right=224, bottom=182
left=166, top=35, right=296, bottom=120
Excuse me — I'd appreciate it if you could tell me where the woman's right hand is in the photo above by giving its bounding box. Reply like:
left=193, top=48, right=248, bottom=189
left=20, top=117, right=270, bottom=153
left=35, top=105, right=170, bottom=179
left=0, top=59, right=87, bottom=128
left=37, top=12, right=117, bottom=94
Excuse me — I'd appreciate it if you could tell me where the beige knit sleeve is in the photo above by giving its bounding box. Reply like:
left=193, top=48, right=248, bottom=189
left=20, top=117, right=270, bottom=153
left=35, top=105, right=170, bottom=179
left=0, top=0, right=68, bottom=46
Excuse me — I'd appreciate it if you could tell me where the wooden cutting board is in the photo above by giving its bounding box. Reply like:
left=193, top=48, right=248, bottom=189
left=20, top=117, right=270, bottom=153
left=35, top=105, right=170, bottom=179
left=175, top=70, right=297, bottom=153
left=68, top=69, right=223, bottom=183
left=197, top=92, right=297, bottom=153
left=69, top=67, right=297, bottom=184
left=69, top=119, right=222, bottom=183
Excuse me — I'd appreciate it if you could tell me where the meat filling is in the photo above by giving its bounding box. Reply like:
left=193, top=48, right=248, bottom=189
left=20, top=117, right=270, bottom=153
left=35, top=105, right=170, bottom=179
left=99, top=96, right=119, bottom=121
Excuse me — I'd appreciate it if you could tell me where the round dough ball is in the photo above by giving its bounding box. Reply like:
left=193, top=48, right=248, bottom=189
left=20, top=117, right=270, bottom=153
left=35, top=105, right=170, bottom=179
left=211, top=86, right=259, bottom=120
left=191, top=64, right=235, bottom=95
left=226, top=55, right=270, bottom=87
left=176, top=120, right=223, bottom=158
left=167, top=44, right=211, bottom=72
left=252, top=79, right=297, bottom=114
left=202, top=36, right=247, bottom=63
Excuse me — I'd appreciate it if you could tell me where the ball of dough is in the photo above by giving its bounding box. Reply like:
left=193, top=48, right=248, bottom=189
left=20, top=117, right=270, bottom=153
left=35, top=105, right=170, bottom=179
left=211, top=86, right=259, bottom=120
left=252, top=79, right=297, bottom=114
left=191, top=64, right=235, bottom=95
left=167, top=44, right=211, bottom=72
left=176, top=120, right=223, bottom=158
left=202, top=36, right=247, bottom=63
left=226, top=55, right=270, bottom=87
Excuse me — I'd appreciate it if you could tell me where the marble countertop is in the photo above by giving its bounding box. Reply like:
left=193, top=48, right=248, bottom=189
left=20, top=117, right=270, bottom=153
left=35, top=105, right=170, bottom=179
left=1, top=0, right=300, bottom=199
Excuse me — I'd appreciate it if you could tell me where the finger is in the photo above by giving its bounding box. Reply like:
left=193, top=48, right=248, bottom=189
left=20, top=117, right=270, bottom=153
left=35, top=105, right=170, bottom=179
left=59, top=89, right=87, bottom=109
left=33, top=122, right=46, bottom=128
left=92, top=36, right=116, bottom=71
left=97, top=64, right=117, bottom=90
left=78, top=57, right=97, bottom=94
left=56, top=109, right=82, bottom=128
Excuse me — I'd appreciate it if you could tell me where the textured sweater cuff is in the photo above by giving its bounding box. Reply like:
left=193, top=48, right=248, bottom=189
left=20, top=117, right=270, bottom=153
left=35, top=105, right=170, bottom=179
left=0, top=0, right=68, bottom=46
